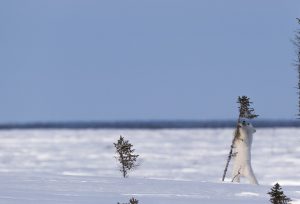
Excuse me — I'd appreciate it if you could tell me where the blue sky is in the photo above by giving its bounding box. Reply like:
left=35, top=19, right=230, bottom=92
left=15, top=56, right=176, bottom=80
left=0, top=0, right=300, bottom=123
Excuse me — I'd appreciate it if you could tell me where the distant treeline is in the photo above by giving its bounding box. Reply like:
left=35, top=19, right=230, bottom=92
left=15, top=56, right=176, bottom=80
left=0, top=120, right=299, bottom=130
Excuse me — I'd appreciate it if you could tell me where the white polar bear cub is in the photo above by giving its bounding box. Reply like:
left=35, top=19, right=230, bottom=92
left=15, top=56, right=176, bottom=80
left=232, top=120, right=258, bottom=185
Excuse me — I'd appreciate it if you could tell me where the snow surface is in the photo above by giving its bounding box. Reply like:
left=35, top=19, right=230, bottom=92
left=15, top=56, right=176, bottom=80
left=0, top=128, right=299, bottom=203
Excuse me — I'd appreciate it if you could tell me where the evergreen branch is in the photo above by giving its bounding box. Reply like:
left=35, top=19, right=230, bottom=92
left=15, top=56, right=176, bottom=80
left=231, top=166, right=241, bottom=182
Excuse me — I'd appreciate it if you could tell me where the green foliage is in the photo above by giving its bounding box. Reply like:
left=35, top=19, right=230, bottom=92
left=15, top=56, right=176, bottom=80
left=268, top=183, right=292, bottom=204
left=237, top=96, right=259, bottom=119
left=129, top=197, right=139, bottom=204
left=114, top=136, right=139, bottom=178
left=117, top=197, right=139, bottom=204
left=294, top=20, right=300, bottom=118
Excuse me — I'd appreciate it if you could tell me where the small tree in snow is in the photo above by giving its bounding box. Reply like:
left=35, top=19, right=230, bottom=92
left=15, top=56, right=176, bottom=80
left=268, top=183, right=292, bottom=204
left=222, top=96, right=258, bottom=181
left=117, top=197, right=139, bottom=204
left=114, top=136, right=139, bottom=178
left=129, top=197, right=139, bottom=204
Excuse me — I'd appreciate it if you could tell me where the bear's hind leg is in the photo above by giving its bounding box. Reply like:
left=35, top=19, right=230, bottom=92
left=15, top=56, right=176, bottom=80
left=245, top=165, right=258, bottom=185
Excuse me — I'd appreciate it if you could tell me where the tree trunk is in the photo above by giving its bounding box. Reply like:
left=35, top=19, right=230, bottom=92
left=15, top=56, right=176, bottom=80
left=120, top=152, right=126, bottom=178
left=222, top=118, right=241, bottom=181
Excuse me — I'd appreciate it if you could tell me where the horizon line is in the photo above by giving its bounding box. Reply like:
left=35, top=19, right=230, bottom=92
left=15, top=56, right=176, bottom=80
left=0, top=119, right=299, bottom=130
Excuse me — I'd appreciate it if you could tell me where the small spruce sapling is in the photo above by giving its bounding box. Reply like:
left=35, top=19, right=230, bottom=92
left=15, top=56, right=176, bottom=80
left=222, top=96, right=258, bottom=181
left=117, top=197, right=139, bottom=204
left=114, top=136, right=139, bottom=178
left=129, top=197, right=139, bottom=204
left=268, top=183, right=292, bottom=204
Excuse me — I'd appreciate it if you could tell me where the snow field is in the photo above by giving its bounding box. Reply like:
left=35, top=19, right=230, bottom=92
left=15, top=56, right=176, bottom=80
left=0, top=128, right=299, bottom=203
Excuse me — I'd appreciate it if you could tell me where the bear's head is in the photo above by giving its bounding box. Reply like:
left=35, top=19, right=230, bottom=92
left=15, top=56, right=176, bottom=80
left=238, top=120, right=256, bottom=135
